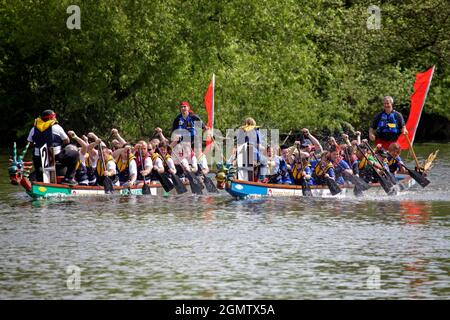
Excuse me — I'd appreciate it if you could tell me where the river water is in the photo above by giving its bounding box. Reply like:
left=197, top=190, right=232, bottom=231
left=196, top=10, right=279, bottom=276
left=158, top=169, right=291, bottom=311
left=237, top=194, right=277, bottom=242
left=0, top=144, right=449, bottom=299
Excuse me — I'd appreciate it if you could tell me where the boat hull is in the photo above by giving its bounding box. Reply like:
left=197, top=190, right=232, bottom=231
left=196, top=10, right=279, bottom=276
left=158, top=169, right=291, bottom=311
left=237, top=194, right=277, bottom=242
left=225, top=175, right=416, bottom=198
left=28, top=181, right=179, bottom=198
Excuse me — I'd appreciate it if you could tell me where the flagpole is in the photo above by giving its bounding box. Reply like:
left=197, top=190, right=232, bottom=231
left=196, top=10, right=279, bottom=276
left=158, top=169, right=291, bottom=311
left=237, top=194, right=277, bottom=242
left=411, top=65, right=435, bottom=145
left=212, top=73, right=215, bottom=136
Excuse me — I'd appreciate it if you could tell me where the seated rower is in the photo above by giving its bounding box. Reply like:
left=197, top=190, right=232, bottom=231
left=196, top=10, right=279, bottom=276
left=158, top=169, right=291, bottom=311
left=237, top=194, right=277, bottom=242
left=261, top=145, right=280, bottom=183
left=291, top=153, right=313, bottom=186
left=330, top=147, right=353, bottom=185
left=275, top=145, right=293, bottom=185
left=134, top=141, right=153, bottom=182
left=157, top=141, right=177, bottom=178
left=91, top=139, right=118, bottom=186
left=355, top=144, right=383, bottom=183
left=67, top=130, right=89, bottom=186
left=385, top=142, right=407, bottom=175
left=113, top=145, right=137, bottom=186
left=196, top=149, right=209, bottom=176
left=148, top=143, right=165, bottom=183
left=312, top=151, right=336, bottom=185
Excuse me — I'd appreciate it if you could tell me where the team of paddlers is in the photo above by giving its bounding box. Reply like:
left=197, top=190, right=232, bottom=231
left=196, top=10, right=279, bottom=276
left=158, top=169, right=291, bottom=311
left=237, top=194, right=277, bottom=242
left=24, top=96, right=413, bottom=191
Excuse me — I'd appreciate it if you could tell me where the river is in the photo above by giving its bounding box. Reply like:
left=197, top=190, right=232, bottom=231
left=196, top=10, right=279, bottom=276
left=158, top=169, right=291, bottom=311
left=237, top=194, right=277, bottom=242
left=0, top=143, right=449, bottom=299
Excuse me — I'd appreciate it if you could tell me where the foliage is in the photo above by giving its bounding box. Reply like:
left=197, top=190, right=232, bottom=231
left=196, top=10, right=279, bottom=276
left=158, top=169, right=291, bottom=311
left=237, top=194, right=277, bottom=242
left=0, top=0, right=448, bottom=144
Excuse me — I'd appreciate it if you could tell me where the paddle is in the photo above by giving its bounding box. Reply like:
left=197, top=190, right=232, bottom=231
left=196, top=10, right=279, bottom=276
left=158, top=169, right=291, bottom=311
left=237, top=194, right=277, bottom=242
left=138, top=149, right=151, bottom=195
left=312, top=153, right=341, bottom=196
left=355, top=144, right=394, bottom=195
left=296, top=145, right=312, bottom=196
left=342, top=147, right=370, bottom=193
left=98, top=142, right=114, bottom=194
left=201, top=171, right=219, bottom=193
left=403, top=132, right=422, bottom=171
left=156, top=147, right=187, bottom=194
left=364, top=141, right=397, bottom=185
left=155, top=168, right=174, bottom=193
left=400, top=163, right=430, bottom=188
left=171, top=149, right=203, bottom=195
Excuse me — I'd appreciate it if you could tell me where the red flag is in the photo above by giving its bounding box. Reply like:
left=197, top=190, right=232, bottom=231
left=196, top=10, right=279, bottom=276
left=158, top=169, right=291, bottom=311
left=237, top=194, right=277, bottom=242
left=204, top=74, right=215, bottom=148
left=397, top=66, right=435, bottom=150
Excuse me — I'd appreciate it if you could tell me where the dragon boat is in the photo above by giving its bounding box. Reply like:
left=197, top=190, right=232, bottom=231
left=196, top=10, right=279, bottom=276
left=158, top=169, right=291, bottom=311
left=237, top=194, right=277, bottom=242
left=8, top=142, right=191, bottom=199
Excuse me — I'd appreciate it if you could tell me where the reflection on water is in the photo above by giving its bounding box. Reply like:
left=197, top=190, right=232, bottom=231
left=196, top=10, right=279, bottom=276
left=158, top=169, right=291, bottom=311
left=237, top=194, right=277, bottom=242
left=0, top=144, right=449, bottom=299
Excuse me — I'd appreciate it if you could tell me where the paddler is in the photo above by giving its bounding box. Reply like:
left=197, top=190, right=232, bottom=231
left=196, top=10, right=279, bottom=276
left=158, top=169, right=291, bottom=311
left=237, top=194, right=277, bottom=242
left=26, top=109, right=79, bottom=185
left=369, top=96, right=408, bottom=150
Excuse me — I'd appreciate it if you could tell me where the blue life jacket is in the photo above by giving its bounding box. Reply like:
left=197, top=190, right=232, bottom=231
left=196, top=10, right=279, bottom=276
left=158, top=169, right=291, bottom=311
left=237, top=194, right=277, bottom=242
left=376, top=112, right=399, bottom=135
left=175, top=113, right=197, bottom=137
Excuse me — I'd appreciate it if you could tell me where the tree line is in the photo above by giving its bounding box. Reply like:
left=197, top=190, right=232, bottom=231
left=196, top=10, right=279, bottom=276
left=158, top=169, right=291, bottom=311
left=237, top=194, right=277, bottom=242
left=1, top=0, right=448, bottom=145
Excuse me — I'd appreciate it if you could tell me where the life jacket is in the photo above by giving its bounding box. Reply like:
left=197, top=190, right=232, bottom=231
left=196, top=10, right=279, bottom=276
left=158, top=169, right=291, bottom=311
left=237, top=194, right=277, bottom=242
left=134, top=151, right=149, bottom=170
left=32, top=118, right=63, bottom=150
left=314, top=161, right=334, bottom=177
left=96, top=155, right=115, bottom=178
left=358, top=156, right=369, bottom=171
left=292, top=161, right=310, bottom=181
left=175, top=113, right=197, bottom=136
left=75, top=159, right=88, bottom=185
left=376, top=112, right=399, bottom=135
left=386, top=155, right=401, bottom=173
left=116, top=152, right=136, bottom=182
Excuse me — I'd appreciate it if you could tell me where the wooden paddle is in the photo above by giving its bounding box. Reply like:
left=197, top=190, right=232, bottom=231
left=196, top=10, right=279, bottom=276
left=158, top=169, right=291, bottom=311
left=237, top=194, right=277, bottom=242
left=403, top=132, right=422, bottom=171
left=138, top=149, right=151, bottom=195
left=98, top=142, right=114, bottom=194
left=156, top=147, right=187, bottom=194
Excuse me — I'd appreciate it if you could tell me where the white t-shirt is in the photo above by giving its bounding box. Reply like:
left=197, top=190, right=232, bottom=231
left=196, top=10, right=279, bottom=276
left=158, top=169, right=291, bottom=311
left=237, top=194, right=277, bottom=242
left=144, top=157, right=153, bottom=170
left=153, top=157, right=164, bottom=171
left=27, top=124, right=68, bottom=156
left=165, top=157, right=176, bottom=173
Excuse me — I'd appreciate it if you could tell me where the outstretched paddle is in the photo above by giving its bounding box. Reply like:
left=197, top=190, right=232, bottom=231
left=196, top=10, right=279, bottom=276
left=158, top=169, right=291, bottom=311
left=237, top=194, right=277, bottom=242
left=400, top=163, right=430, bottom=188
left=155, top=169, right=174, bottom=193
left=98, top=142, right=114, bottom=194
left=156, top=147, right=187, bottom=194
left=342, top=148, right=370, bottom=193
left=171, top=151, right=203, bottom=195
left=296, top=146, right=312, bottom=196
left=138, top=149, right=151, bottom=195
left=364, top=141, right=397, bottom=185
left=356, top=144, right=394, bottom=195
left=200, top=170, right=219, bottom=193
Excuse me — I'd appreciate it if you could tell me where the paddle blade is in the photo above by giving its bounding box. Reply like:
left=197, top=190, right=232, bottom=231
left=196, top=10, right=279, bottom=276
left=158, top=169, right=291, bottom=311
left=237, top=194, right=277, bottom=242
left=157, top=172, right=174, bottom=193
left=376, top=171, right=395, bottom=195
left=347, top=173, right=370, bottom=191
left=301, top=179, right=313, bottom=197
left=186, top=172, right=203, bottom=195
left=353, top=184, right=364, bottom=197
left=405, top=166, right=430, bottom=188
left=203, top=174, right=219, bottom=193
left=326, top=177, right=342, bottom=196
left=142, top=182, right=151, bottom=195
left=170, top=173, right=188, bottom=194
left=103, top=176, right=114, bottom=194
